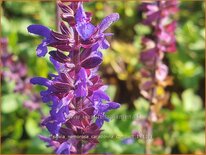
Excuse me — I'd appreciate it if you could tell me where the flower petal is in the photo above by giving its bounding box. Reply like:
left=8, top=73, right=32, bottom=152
left=99, top=13, right=119, bottom=33
left=74, top=68, right=88, bottom=97
left=93, top=90, right=110, bottom=101
left=75, top=2, right=86, bottom=24
left=101, top=39, right=110, bottom=49
left=27, top=24, right=51, bottom=38
left=49, top=50, right=68, bottom=63
left=76, top=23, right=95, bottom=40
left=30, top=77, right=52, bottom=87
left=81, top=56, right=102, bottom=69
left=107, top=102, right=120, bottom=109
left=42, top=117, right=61, bottom=135
left=56, top=142, right=71, bottom=155
left=36, top=40, right=48, bottom=57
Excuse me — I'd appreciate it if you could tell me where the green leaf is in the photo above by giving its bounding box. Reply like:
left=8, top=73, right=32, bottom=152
left=36, top=58, right=49, bottom=77
left=25, top=117, right=41, bottom=137
left=12, top=119, right=23, bottom=140
left=134, top=97, right=149, bottom=115
left=1, top=94, right=19, bottom=113
left=182, top=89, right=202, bottom=112
left=171, top=93, right=182, bottom=107
left=8, top=31, right=18, bottom=52
left=134, top=24, right=151, bottom=35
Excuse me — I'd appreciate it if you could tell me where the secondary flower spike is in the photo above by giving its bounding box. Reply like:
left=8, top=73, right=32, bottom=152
left=139, top=0, right=179, bottom=103
left=135, top=1, right=179, bottom=154
left=28, top=1, right=120, bottom=154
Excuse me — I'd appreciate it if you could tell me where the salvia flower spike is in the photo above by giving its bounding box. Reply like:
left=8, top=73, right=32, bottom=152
left=136, top=1, right=179, bottom=154
left=139, top=0, right=179, bottom=105
left=28, top=1, right=120, bottom=154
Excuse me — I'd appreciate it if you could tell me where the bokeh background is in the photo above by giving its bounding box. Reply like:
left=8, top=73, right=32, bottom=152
left=1, top=0, right=205, bottom=154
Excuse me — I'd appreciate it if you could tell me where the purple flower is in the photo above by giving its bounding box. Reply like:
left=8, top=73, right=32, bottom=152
left=74, top=2, right=119, bottom=49
left=28, top=25, right=75, bottom=57
left=92, top=90, right=120, bottom=127
left=27, top=25, right=54, bottom=57
left=75, top=3, right=95, bottom=40
left=28, top=1, right=120, bottom=154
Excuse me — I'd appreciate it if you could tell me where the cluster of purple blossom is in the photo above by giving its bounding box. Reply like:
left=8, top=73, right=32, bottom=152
left=28, top=1, right=120, bottom=154
left=139, top=0, right=179, bottom=106
left=1, top=38, right=41, bottom=111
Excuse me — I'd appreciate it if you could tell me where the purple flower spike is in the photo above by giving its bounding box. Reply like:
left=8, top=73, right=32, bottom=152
left=28, top=1, right=120, bottom=154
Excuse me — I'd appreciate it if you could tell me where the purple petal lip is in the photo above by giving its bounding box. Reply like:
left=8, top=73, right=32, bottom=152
left=36, top=40, right=48, bottom=57
left=30, top=77, right=52, bottom=87
left=76, top=23, right=96, bottom=40
left=27, top=24, right=53, bottom=57
left=108, top=102, right=121, bottom=109
left=27, top=24, right=51, bottom=38
left=98, top=13, right=120, bottom=33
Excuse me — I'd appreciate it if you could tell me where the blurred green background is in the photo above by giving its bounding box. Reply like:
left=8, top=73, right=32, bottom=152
left=1, top=0, right=205, bottom=154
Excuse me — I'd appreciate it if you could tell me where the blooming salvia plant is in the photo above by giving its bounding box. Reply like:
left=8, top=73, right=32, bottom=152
left=27, top=1, right=120, bottom=154
left=135, top=0, right=179, bottom=153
